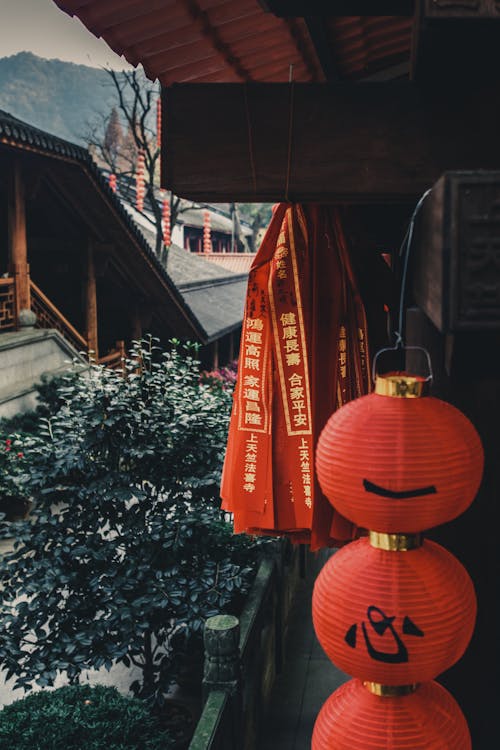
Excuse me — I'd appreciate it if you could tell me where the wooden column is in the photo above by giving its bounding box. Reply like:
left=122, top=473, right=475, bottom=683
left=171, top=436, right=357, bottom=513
left=212, top=339, right=219, bottom=370
left=7, top=160, right=30, bottom=318
left=130, top=305, right=142, bottom=343
left=85, top=241, right=99, bottom=359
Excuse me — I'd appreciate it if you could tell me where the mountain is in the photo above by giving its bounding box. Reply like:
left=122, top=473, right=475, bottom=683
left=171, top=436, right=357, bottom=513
left=0, top=52, right=125, bottom=143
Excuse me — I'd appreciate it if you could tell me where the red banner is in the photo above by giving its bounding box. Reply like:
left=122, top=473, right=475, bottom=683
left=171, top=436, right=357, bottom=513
left=221, top=204, right=371, bottom=549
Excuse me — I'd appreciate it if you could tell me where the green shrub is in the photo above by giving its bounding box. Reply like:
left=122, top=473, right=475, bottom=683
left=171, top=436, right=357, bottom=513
left=0, top=684, right=175, bottom=749
left=0, top=338, right=267, bottom=706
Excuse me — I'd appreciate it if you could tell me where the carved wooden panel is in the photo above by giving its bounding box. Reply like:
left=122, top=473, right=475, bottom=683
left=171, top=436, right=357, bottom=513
left=413, top=171, right=500, bottom=331
left=425, top=0, right=500, bottom=17
left=0, top=280, right=15, bottom=331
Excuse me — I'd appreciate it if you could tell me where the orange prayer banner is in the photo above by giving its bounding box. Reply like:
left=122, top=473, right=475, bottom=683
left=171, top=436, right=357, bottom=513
left=221, top=204, right=371, bottom=550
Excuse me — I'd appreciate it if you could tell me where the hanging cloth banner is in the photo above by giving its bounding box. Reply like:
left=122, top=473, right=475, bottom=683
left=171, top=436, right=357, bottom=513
left=221, top=204, right=371, bottom=550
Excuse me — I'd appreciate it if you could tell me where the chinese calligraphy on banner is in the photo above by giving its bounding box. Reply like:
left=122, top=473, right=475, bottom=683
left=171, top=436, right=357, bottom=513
left=221, top=204, right=371, bottom=549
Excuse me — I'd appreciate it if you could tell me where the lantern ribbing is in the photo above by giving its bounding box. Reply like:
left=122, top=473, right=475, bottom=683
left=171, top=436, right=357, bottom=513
left=312, top=679, right=472, bottom=749
left=312, top=372, right=483, bottom=748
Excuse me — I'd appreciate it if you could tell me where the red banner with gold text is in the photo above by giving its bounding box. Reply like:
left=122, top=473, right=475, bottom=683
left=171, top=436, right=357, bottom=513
left=221, top=204, right=371, bottom=549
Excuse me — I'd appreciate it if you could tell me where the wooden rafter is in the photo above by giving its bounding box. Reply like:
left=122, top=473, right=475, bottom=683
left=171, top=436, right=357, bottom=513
left=303, top=16, right=340, bottom=82
left=184, top=0, right=253, bottom=82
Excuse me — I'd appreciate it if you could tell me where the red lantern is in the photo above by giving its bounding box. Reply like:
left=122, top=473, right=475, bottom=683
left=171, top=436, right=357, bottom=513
left=162, top=193, right=171, bottom=247
left=135, top=149, right=145, bottom=212
left=108, top=173, right=117, bottom=192
left=316, top=374, right=483, bottom=533
left=312, top=537, right=476, bottom=685
left=156, top=96, right=162, bottom=151
left=312, top=679, right=471, bottom=750
left=203, top=210, right=212, bottom=252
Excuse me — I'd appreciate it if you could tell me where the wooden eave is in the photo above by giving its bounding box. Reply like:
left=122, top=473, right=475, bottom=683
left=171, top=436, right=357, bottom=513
left=54, top=1, right=413, bottom=85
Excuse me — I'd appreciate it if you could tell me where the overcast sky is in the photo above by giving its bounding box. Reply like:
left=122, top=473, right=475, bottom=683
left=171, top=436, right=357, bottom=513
left=1, top=0, right=130, bottom=70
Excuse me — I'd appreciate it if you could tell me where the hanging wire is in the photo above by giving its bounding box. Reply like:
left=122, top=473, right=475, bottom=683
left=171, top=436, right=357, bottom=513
left=396, top=188, right=432, bottom=347
left=371, top=188, right=433, bottom=383
left=285, top=64, right=295, bottom=202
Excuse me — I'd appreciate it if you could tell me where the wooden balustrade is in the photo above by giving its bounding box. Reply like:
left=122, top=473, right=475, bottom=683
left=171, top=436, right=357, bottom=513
left=0, top=278, right=16, bottom=331
left=98, top=340, right=126, bottom=374
left=189, top=541, right=307, bottom=750
left=30, top=280, right=88, bottom=353
left=0, top=277, right=127, bottom=374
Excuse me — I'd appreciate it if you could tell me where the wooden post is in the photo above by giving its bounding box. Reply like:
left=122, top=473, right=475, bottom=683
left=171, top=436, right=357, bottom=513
left=85, top=241, right=99, bottom=360
left=130, top=305, right=142, bottom=343
left=202, top=614, right=242, bottom=744
left=212, top=339, right=219, bottom=370
left=7, top=160, right=30, bottom=321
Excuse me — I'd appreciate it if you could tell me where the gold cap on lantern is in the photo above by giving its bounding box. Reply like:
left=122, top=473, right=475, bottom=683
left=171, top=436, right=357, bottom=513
left=363, top=682, right=419, bottom=697
left=369, top=531, right=423, bottom=551
left=375, top=373, right=426, bottom=398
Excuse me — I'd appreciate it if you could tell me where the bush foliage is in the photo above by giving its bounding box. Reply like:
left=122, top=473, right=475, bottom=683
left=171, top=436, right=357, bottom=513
left=0, top=339, right=264, bottom=706
left=0, top=684, right=175, bottom=749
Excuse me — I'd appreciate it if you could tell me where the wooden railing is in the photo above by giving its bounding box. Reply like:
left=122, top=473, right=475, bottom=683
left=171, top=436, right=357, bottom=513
left=98, top=340, right=126, bottom=373
left=189, top=541, right=306, bottom=750
left=30, top=280, right=88, bottom=353
left=0, top=277, right=16, bottom=331
left=2, top=277, right=126, bottom=373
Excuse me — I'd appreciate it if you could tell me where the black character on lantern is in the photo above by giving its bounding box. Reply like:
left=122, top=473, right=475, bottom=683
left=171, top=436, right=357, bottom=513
left=344, top=605, right=424, bottom=663
left=363, top=479, right=436, bottom=499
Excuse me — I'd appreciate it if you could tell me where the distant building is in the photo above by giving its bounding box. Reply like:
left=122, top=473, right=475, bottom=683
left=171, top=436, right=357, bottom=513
left=0, top=110, right=246, bottom=415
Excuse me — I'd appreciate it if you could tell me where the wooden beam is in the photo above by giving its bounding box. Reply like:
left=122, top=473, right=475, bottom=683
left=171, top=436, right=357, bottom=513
left=304, top=16, right=340, bottom=82
left=162, top=82, right=500, bottom=203
left=7, top=159, right=30, bottom=314
left=259, top=1, right=415, bottom=16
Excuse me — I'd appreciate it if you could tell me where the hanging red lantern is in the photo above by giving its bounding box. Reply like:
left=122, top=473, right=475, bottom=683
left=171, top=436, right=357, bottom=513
left=156, top=96, right=162, bottom=151
left=108, top=173, right=117, bottom=192
left=135, top=149, right=145, bottom=212
left=312, top=537, right=476, bottom=685
left=316, top=374, right=483, bottom=533
left=203, top=210, right=212, bottom=252
left=312, top=678, right=471, bottom=750
left=161, top=192, right=171, bottom=247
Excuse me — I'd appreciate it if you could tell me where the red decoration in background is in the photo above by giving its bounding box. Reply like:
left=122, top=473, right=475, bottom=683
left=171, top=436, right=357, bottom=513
left=312, top=537, right=476, bottom=685
left=109, top=173, right=117, bottom=192
left=135, top=149, right=145, bottom=212
left=203, top=210, right=212, bottom=252
left=162, top=192, right=171, bottom=247
left=315, top=390, right=483, bottom=532
left=156, top=96, right=162, bottom=151
left=312, top=679, right=471, bottom=750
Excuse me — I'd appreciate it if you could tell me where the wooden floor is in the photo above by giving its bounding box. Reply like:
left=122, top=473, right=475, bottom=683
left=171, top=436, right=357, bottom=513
left=258, top=548, right=349, bottom=750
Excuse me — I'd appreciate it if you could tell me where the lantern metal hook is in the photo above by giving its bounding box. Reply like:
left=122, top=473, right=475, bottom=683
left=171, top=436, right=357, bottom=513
left=372, top=344, right=434, bottom=384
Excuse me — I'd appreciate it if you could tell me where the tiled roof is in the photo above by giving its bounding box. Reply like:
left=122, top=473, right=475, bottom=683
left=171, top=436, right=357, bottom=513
left=0, top=108, right=167, bottom=282
left=122, top=202, right=248, bottom=341
left=0, top=108, right=246, bottom=343
left=195, top=253, right=256, bottom=275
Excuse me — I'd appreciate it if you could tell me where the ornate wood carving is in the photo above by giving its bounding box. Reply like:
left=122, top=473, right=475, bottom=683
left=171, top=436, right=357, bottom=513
left=425, top=0, right=499, bottom=16
left=413, top=171, right=500, bottom=331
